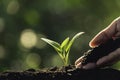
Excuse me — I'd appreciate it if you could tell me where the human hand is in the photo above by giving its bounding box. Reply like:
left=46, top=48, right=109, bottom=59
left=75, top=17, right=120, bottom=69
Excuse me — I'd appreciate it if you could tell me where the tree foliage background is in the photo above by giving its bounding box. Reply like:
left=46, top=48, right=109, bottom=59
left=0, top=0, right=120, bottom=71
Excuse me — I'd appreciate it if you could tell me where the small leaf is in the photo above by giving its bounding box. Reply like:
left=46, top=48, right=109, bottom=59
left=61, top=37, right=69, bottom=49
left=41, top=38, right=61, bottom=52
left=56, top=51, right=64, bottom=60
left=65, top=51, right=69, bottom=65
left=66, top=32, right=84, bottom=52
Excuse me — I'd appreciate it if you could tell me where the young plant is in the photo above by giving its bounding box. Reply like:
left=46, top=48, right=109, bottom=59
left=41, top=32, right=84, bottom=66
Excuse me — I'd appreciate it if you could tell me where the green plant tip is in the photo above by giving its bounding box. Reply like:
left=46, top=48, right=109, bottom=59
left=41, top=32, right=84, bottom=66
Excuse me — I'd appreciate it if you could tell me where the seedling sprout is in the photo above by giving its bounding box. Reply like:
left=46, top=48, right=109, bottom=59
left=41, top=32, right=84, bottom=65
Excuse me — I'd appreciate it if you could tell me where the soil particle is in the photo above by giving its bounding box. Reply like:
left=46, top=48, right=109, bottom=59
left=81, top=38, right=120, bottom=65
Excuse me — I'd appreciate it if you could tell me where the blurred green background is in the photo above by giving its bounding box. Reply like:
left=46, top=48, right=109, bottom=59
left=0, top=0, right=120, bottom=71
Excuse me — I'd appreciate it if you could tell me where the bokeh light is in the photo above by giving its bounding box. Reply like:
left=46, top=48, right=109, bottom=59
left=26, top=53, right=41, bottom=69
left=51, top=54, right=63, bottom=66
left=24, top=10, right=40, bottom=25
left=7, top=0, right=20, bottom=15
left=20, top=29, right=37, bottom=49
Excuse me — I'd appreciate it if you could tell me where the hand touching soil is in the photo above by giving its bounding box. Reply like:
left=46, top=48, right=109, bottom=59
left=75, top=17, right=120, bottom=69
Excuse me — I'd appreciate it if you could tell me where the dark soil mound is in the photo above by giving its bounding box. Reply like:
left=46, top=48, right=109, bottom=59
left=0, top=66, right=120, bottom=80
left=1, top=38, right=120, bottom=80
left=81, top=38, right=120, bottom=65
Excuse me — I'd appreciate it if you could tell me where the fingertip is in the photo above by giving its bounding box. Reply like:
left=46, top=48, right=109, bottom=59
left=89, top=42, right=96, bottom=48
left=75, top=56, right=84, bottom=65
left=75, top=62, right=82, bottom=68
left=89, top=30, right=110, bottom=48
left=89, top=40, right=98, bottom=48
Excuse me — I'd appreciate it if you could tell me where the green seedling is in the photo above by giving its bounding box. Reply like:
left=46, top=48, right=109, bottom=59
left=41, top=32, right=84, bottom=66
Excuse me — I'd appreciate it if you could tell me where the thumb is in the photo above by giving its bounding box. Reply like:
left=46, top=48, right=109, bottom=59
left=89, top=17, right=120, bottom=48
left=89, top=31, right=110, bottom=48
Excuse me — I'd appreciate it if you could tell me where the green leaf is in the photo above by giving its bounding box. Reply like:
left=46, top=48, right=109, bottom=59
left=41, top=32, right=84, bottom=66
left=65, top=51, right=69, bottom=65
left=61, top=37, right=69, bottom=49
left=66, top=32, right=84, bottom=52
left=56, top=51, right=64, bottom=60
left=41, top=38, right=61, bottom=52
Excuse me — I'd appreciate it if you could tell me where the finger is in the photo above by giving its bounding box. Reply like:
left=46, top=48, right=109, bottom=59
left=97, top=48, right=120, bottom=66
left=89, top=31, right=111, bottom=48
left=113, top=32, right=120, bottom=38
left=89, top=17, right=120, bottom=48
left=75, top=56, right=84, bottom=65
left=96, top=56, right=109, bottom=67
left=76, top=62, right=82, bottom=68
left=82, top=63, right=96, bottom=69
left=96, top=56, right=118, bottom=67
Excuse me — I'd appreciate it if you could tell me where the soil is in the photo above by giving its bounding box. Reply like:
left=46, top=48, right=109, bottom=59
left=0, top=38, right=120, bottom=80
left=0, top=66, right=120, bottom=80
left=81, top=38, right=120, bottom=65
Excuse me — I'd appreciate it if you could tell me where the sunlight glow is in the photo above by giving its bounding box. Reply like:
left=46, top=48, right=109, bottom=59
left=24, top=10, right=40, bottom=25
left=7, top=0, right=20, bottom=15
left=20, top=29, right=37, bottom=49
left=26, top=53, right=41, bottom=68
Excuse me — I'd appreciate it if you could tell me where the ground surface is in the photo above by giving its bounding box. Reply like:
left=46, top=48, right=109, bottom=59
left=0, top=66, right=120, bottom=80
left=1, top=38, right=120, bottom=80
